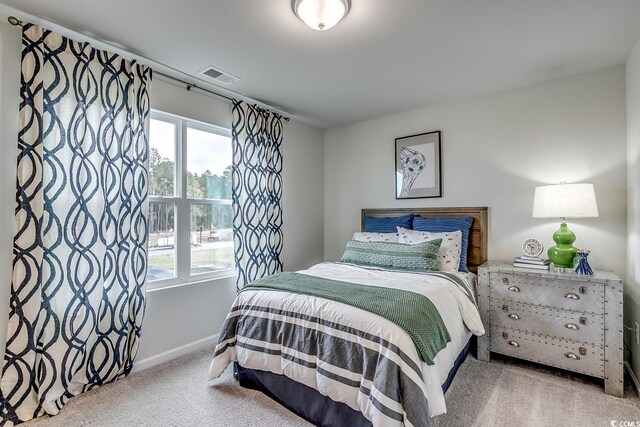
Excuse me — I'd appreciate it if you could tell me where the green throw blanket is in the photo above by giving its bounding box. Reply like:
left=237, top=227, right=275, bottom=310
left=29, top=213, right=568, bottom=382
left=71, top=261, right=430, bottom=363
left=241, top=272, right=451, bottom=365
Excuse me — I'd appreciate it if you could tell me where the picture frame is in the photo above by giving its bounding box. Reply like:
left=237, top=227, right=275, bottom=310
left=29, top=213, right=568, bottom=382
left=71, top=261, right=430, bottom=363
left=395, top=131, right=442, bottom=199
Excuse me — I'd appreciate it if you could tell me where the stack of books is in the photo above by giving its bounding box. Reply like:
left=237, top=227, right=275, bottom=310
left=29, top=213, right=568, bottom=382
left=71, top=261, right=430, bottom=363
left=513, top=255, right=550, bottom=270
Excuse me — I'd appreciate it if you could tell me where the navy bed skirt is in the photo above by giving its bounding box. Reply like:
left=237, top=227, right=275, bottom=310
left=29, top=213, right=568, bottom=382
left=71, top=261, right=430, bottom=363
left=234, top=337, right=473, bottom=426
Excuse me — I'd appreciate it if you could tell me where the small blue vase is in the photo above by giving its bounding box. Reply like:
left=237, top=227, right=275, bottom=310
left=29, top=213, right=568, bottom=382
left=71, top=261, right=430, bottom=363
left=575, top=251, right=593, bottom=275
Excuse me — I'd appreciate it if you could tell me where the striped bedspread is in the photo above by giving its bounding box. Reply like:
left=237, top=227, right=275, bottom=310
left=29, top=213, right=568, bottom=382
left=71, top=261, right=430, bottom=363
left=208, top=262, right=485, bottom=427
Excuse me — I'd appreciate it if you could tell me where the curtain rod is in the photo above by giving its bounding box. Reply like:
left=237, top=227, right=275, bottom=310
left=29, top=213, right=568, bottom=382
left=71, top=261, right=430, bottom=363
left=6, top=15, right=290, bottom=122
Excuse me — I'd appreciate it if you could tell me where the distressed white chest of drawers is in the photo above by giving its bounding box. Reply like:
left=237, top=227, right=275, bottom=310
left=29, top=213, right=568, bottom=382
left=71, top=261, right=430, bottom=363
left=477, top=261, right=624, bottom=397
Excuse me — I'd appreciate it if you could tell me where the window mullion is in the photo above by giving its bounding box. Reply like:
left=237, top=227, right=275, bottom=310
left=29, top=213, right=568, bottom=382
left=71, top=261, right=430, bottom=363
left=149, top=196, right=180, bottom=203
left=176, top=120, right=191, bottom=281
left=185, top=198, right=232, bottom=205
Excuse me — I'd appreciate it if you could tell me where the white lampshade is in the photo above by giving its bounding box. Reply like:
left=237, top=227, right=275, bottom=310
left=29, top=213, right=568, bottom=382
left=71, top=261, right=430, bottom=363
left=292, top=0, right=351, bottom=31
left=532, top=183, right=599, bottom=219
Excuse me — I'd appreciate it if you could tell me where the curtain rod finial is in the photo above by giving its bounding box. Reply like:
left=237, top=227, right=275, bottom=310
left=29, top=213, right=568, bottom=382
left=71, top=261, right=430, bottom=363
left=8, top=16, right=24, bottom=26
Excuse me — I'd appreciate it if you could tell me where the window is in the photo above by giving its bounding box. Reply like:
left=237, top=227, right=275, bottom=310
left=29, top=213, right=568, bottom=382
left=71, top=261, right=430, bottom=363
left=147, top=111, right=234, bottom=288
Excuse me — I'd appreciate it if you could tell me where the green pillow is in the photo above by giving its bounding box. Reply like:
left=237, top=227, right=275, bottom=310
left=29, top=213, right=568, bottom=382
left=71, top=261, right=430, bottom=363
left=340, top=239, right=442, bottom=271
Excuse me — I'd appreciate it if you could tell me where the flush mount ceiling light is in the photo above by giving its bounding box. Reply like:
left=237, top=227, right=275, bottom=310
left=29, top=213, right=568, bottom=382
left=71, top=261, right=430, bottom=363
left=291, top=0, right=351, bottom=31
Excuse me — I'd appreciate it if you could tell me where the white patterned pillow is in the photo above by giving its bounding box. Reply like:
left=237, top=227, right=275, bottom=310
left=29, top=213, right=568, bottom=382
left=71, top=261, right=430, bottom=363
left=397, top=227, right=462, bottom=272
left=352, top=231, right=399, bottom=243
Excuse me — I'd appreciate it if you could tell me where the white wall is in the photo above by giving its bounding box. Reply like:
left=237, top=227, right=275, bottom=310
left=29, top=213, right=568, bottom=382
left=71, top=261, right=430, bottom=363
left=281, top=120, right=325, bottom=271
left=0, top=18, right=21, bottom=367
left=626, top=37, right=640, bottom=379
left=0, top=38, right=324, bottom=366
left=136, top=77, right=239, bottom=362
left=324, top=66, right=627, bottom=279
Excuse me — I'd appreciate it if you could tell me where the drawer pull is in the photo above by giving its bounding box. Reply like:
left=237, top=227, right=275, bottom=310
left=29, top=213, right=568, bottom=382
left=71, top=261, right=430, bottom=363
left=508, top=313, right=520, bottom=320
left=564, top=323, right=579, bottom=330
left=508, top=286, right=520, bottom=292
left=564, top=293, right=579, bottom=300
left=564, top=352, right=580, bottom=360
left=508, top=341, right=520, bottom=347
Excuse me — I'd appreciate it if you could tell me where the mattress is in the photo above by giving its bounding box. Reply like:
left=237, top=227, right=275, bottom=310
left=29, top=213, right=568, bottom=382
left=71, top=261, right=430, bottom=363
left=208, top=262, right=485, bottom=426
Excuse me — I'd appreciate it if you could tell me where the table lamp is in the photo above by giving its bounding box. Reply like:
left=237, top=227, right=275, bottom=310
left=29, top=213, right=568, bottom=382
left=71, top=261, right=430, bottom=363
left=532, top=183, right=599, bottom=268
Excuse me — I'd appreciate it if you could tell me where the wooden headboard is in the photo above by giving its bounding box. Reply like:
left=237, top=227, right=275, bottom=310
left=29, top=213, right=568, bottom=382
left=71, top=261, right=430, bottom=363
left=361, top=207, right=488, bottom=273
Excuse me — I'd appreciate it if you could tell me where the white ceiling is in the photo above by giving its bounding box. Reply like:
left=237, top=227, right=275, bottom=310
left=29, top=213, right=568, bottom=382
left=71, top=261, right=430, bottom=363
left=2, top=0, right=640, bottom=129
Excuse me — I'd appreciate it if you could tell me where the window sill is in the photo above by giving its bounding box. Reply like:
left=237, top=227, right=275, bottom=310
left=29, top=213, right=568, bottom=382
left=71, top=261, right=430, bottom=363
left=146, top=271, right=237, bottom=293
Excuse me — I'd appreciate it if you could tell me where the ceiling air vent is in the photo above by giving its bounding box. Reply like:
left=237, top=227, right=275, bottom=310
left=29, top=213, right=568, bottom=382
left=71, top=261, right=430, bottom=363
left=198, top=66, right=240, bottom=86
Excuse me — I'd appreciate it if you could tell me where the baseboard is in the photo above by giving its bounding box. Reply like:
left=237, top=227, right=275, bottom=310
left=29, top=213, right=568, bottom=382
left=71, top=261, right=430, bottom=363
left=132, top=333, right=219, bottom=373
left=625, top=361, right=640, bottom=397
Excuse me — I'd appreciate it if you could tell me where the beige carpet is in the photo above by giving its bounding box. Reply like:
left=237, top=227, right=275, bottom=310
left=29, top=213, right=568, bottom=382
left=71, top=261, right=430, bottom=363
left=24, top=346, right=640, bottom=427
left=434, top=354, right=640, bottom=426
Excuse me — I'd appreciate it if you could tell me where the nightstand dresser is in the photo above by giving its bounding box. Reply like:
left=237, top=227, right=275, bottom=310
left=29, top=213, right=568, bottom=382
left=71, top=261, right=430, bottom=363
left=477, top=261, right=624, bottom=397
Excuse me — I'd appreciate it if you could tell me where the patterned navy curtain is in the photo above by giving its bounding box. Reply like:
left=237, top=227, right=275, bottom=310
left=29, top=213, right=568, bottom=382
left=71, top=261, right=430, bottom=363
left=0, top=24, right=151, bottom=425
left=231, top=100, right=284, bottom=289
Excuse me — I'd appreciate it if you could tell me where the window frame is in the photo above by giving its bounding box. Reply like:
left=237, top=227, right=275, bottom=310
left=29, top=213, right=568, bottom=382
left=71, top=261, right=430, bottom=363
left=147, top=110, right=235, bottom=291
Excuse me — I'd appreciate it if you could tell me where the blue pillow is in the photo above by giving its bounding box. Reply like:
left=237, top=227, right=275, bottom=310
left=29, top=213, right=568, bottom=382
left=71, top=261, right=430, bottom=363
left=413, top=216, right=474, bottom=272
left=364, top=214, right=414, bottom=233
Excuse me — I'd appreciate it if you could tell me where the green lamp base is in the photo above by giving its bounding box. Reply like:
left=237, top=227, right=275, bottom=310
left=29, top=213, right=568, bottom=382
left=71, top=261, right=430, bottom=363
left=548, top=221, right=577, bottom=268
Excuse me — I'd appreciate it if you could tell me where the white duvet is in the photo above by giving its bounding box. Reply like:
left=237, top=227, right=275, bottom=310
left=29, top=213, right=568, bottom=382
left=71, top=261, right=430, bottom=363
left=209, top=262, right=485, bottom=425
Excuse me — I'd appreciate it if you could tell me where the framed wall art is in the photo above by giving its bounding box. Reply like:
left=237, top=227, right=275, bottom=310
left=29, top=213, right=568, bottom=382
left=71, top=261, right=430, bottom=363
left=395, top=131, right=442, bottom=199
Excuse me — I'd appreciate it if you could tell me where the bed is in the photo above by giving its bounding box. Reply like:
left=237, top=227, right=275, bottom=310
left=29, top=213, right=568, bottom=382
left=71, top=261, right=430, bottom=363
left=208, top=207, right=488, bottom=426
